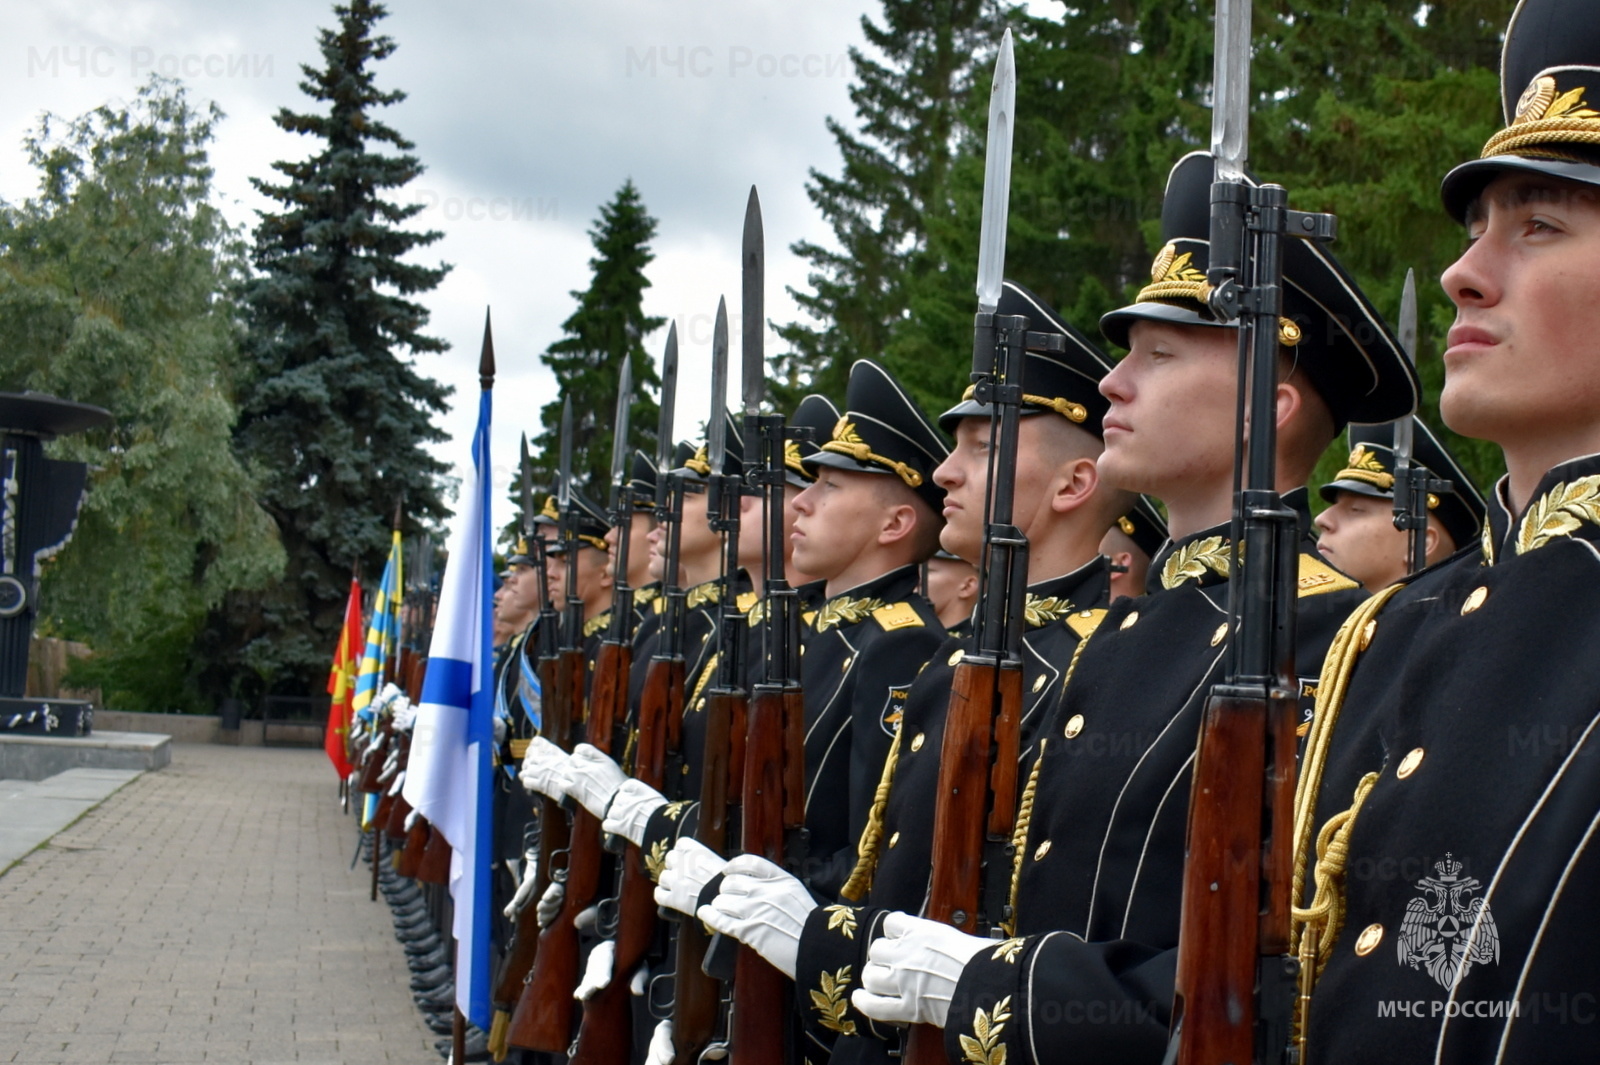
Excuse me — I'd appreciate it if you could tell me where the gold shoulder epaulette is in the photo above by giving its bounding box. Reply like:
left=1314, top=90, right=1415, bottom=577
left=736, top=590, right=759, bottom=615
left=1065, top=608, right=1109, bottom=640
left=871, top=601, right=924, bottom=631
left=653, top=594, right=667, bottom=615
left=801, top=609, right=817, bottom=628
left=1297, top=554, right=1359, bottom=597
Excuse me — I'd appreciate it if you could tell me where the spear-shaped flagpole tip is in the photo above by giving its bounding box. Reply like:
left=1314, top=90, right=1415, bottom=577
left=479, top=307, right=496, bottom=390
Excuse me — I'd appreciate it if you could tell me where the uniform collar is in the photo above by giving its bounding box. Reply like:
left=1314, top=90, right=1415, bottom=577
left=1022, top=555, right=1112, bottom=627
left=1147, top=487, right=1313, bottom=593
left=1483, top=451, right=1600, bottom=566
left=822, top=563, right=921, bottom=609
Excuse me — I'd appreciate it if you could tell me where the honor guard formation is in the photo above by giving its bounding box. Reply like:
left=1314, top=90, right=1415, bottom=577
left=342, top=1, right=1600, bottom=1062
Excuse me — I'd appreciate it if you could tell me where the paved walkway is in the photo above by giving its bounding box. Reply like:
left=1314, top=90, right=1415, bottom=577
left=0, top=744, right=437, bottom=1064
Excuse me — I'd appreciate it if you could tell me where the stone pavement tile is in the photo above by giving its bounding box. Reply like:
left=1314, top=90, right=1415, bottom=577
left=1, top=744, right=436, bottom=1065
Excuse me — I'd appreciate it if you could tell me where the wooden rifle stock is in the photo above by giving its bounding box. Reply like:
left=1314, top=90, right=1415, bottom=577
left=727, top=684, right=796, bottom=1064
left=566, top=638, right=641, bottom=1065
left=416, top=821, right=452, bottom=885
left=1169, top=688, right=1298, bottom=1065
left=512, top=642, right=616, bottom=1052
left=396, top=813, right=430, bottom=879
left=359, top=721, right=391, bottom=793
left=905, top=658, right=1023, bottom=1065
left=670, top=686, right=739, bottom=1065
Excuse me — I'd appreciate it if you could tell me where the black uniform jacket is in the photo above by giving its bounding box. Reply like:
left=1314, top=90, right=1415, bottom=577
left=944, top=492, right=1364, bottom=1065
left=637, top=566, right=942, bottom=901
left=1301, top=456, right=1600, bottom=1064
left=793, top=557, right=1114, bottom=1063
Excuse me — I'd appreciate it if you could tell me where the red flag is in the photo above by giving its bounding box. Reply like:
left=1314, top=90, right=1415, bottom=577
left=325, top=576, right=363, bottom=777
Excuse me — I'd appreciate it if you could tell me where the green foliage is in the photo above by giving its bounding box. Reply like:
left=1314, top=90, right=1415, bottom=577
left=776, top=0, right=1009, bottom=410
left=528, top=180, right=663, bottom=502
left=207, top=0, right=453, bottom=700
left=0, top=78, right=283, bottom=713
left=797, top=0, right=1513, bottom=496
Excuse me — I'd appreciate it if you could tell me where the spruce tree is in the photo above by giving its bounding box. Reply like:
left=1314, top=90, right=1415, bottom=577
left=209, top=0, right=451, bottom=699
left=775, top=0, right=1006, bottom=406
left=528, top=181, right=663, bottom=501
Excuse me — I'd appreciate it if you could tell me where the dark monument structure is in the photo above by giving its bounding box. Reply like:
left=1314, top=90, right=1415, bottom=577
left=0, top=392, right=110, bottom=736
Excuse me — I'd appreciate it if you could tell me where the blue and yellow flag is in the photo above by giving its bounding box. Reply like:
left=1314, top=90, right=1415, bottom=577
left=353, top=529, right=404, bottom=722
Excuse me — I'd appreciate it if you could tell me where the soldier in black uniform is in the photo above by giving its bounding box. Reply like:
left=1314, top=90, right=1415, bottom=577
left=1099, top=494, right=1166, bottom=603
left=1313, top=417, right=1487, bottom=590
left=649, top=359, right=949, bottom=920
left=1293, top=3, right=1600, bottom=1060
left=846, top=150, right=1419, bottom=1065
left=922, top=549, right=978, bottom=634
left=710, top=279, right=1135, bottom=1065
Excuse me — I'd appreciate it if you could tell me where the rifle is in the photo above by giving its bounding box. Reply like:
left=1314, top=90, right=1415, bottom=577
left=669, top=298, right=744, bottom=1065
left=489, top=438, right=563, bottom=1029
left=908, top=31, right=1032, bottom=1065
left=725, top=186, right=807, bottom=1064
left=1389, top=270, right=1450, bottom=576
left=567, top=358, right=647, bottom=1065
left=1167, top=2, right=1334, bottom=1061
left=510, top=399, right=599, bottom=1052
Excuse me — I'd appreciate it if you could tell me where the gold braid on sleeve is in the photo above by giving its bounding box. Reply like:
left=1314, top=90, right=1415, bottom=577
left=1288, top=583, right=1403, bottom=1050
left=841, top=724, right=904, bottom=902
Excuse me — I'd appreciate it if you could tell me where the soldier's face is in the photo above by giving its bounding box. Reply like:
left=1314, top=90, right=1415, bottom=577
left=1313, top=491, right=1410, bottom=591
left=933, top=419, right=990, bottom=562
left=790, top=467, right=888, bottom=581
left=1098, top=321, right=1238, bottom=500
left=1443, top=173, right=1600, bottom=460
left=504, top=564, right=541, bottom=613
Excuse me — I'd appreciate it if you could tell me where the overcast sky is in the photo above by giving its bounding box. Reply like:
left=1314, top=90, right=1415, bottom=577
left=1, top=0, right=1046, bottom=539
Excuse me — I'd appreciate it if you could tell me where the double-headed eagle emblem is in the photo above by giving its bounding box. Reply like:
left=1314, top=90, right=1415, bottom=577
left=1396, top=853, right=1500, bottom=990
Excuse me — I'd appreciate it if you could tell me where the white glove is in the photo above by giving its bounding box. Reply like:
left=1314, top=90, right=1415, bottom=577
left=655, top=838, right=729, bottom=916
left=536, top=881, right=565, bottom=929
left=564, top=743, right=629, bottom=818
left=574, top=938, right=615, bottom=1000
left=646, top=1019, right=674, bottom=1065
left=698, top=855, right=816, bottom=979
left=392, top=696, right=416, bottom=731
left=504, top=860, right=541, bottom=920
left=386, top=769, right=406, bottom=796
left=518, top=737, right=575, bottom=798
left=601, top=779, right=668, bottom=847
left=493, top=715, right=508, bottom=745
left=403, top=809, right=419, bottom=831
left=852, top=911, right=994, bottom=1028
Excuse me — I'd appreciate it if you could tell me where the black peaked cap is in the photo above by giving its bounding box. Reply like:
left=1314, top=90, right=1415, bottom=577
left=628, top=450, right=658, bottom=512
left=505, top=537, right=536, bottom=567
left=1320, top=417, right=1488, bottom=551
left=939, top=279, right=1115, bottom=437
left=1442, top=0, right=1600, bottom=220
left=546, top=486, right=610, bottom=554
left=804, top=359, right=951, bottom=514
left=1111, top=495, right=1169, bottom=559
left=1099, top=151, right=1419, bottom=430
left=680, top=410, right=744, bottom=484
left=785, top=394, right=841, bottom=489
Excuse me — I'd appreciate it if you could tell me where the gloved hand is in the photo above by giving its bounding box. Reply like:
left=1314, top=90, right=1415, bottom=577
left=403, top=809, right=419, bottom=831
left=573, top=938, right=615, bottom=1000
left=698, top=855, right=816, bottom=979
left=518, top=737, right=574, bottom=799
left=601, top=779, right=668, bottom=847
left=493, top=715, right=507, bottom=745
left=564, top=743, right=629, bottom=818
left=852, top=911, right=994, bottom=1028
left=391, top=696, right=416, bottom=732
left=503, top=860, right=541, bottom=920
left=654, top=837, right=728, bottom=917
left=386, top=769, right=406, bottom=796
left=536, top=881, right=566, bottom=929
left=646, top=1019, right=674, bottom=1065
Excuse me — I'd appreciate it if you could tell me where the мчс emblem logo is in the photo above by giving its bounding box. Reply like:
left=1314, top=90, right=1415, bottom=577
left=1396, top=853, right=1500, bottom=989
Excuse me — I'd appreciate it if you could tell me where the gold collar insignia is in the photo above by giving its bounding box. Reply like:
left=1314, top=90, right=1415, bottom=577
left=1160, top=535, right=1233, bottom=590
left=813, top=595, right=888, bottom=633
left=1023, top=594, right=1076, bottom=628
left=1516, top=473, right=1600, bottom=556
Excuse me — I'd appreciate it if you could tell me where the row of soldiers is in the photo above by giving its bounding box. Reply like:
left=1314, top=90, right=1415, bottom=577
left=384, top=2, right=1599, bottom=1061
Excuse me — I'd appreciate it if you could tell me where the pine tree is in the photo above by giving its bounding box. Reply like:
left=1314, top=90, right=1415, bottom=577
left=0, top=79, right=282, bottom=712
left=775, top=0, right=1007, bottom=407
left=209, top=0, right=452, bottom=699
left=529, top=181, right=663, bottom=501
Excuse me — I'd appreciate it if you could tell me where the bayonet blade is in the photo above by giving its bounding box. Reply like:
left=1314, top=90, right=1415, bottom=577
left=975, top=28, right=1016, bottom=313
left=742, top=186, right=765, bottom=417
left=1210, top=0, right=1253, bottom=181
left=610, top=358, right=634, bottom=503
left=656, top=323, right=679, bottom=471
left=1392, top=268, right=1419, bottom=477
left=557, top=398, right=573, bottom=511
left=708, top=297, right=730, bottom=473
left=518, top=433, right=534, bottom=534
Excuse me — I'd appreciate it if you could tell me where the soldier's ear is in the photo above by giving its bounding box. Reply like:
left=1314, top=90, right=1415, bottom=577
left=1050, top=456, right=1100, bottom=515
